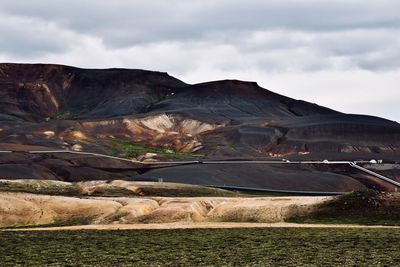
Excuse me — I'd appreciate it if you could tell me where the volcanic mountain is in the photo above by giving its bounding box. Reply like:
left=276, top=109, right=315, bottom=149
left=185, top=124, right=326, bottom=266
left=0, top=63, right=399, bottom=192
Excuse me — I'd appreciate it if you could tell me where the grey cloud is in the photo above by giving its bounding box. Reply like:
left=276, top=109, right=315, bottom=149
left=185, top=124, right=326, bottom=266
left=201, top=29, right=400, bottom=71
left=316, top=30, right=395, bottom=56
left=0, top=13, right=78, bottom=57
left=355, top=50, right=400, bottom=71
left=1, top=0, right=400, bottom=71
left=0, top=1, right=399, bottom=75
left=1, top=0, right=400, bottom=46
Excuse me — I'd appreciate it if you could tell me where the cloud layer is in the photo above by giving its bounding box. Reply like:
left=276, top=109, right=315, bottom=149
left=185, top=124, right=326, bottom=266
left=0, top=0, right=399, bottom=121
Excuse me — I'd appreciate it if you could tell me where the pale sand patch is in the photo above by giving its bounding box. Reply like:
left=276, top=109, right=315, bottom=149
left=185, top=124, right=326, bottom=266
left=0, top=192, right=122, bottom=227
left=5, top=222, right=400, bottom=231
left=207, top=197, right=327, bottom=223
left=0, top=192, right=330, bottom=228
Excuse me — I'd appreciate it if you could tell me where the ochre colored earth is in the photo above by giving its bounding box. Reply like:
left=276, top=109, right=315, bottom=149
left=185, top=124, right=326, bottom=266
left=0, top=191, right=329, bottom=228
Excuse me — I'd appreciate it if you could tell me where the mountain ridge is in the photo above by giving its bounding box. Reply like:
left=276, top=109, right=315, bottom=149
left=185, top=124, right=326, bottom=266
left=0, top=63, right=399, bottom=192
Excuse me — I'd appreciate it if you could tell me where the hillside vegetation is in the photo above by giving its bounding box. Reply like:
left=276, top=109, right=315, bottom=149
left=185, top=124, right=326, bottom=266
left=287, top=190, right=400, bottom=225
left=0, top=179, right=239, bottom=198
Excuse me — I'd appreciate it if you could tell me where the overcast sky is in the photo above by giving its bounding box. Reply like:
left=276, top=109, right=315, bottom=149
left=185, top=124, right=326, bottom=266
left=0, top=0, right=399, bottom=121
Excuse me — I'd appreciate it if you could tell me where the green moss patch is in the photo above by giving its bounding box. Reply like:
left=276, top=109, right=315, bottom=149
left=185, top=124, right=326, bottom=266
left=110, top=139, right=201, bottom=159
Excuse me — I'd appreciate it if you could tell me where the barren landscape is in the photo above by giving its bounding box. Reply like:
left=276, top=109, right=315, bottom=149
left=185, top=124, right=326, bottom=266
left=1, top=63, right=400, bottom=266
left=0, top=182, right=328, bottom=228
left=1, top=63, right=399, bottom=193
left=1, top=179, right=400, bottom=229
left=2, top=0, right=400, bottom=265
left=1, top=64, right=400, bottom=230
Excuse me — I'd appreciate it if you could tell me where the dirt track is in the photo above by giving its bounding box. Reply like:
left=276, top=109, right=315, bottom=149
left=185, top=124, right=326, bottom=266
left=5, top=222, right=400, bottom=231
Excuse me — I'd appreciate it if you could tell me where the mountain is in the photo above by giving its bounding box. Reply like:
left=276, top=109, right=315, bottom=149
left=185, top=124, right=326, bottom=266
left=0, top=63, right=399, bottom=192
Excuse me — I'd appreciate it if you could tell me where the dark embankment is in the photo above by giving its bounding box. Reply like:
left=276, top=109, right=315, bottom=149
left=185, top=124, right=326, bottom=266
left=287, top=190, right=400, bottom=225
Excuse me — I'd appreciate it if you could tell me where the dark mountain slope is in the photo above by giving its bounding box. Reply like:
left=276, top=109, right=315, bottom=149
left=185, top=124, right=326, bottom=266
left=148, top=80, right=338, bottom=123
left=0, top=63, right=399, bottom=192
left=0, top=63, right=186, bottom=121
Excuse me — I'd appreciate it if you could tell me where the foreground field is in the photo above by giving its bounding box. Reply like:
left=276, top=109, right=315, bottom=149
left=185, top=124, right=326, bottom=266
left=1, top=227, right=399, bottom=266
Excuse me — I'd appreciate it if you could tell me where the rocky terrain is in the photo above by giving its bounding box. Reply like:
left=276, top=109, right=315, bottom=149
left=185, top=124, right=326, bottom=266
left=0, top=179, right=327, bottom=228
left=0, top=191, right=328, bottom=228
left=1, top=63, right=400, bottom=192
left=1, top=180, right=399, bottom=229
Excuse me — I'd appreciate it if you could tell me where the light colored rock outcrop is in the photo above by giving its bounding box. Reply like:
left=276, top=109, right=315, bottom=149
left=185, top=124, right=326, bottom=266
left=139, top=198, right=221, bottom=223
left=0, top=192, right=330, bottom=228
left=0, top=192, right=122, bottom=227
left=207, top=197, right=327, bottom=223
left=98, top=197, right=160, bottom=223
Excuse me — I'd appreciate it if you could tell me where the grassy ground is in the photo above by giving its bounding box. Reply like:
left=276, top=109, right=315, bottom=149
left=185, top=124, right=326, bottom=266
left=0, top=180, right=139, bottom=197
left=1, top=227, right=400, bottom=266
left=287, top=215, right=400, bottom=226
left=136, top=184, right=241, bottom=197
left=0, top=180, right=243, bottom=198
left=0, top=180, right=80, bottom=196
left=110, top=139, right=201, bottom=159
left=287, top=190, right=400, bottom=226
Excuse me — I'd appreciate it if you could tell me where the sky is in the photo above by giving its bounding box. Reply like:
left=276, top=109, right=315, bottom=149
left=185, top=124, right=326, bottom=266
left=0, top=0, right=399, bottom=122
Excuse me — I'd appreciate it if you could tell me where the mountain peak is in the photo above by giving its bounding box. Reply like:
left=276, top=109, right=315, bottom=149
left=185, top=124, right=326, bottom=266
left=0, top=63, right=399, bottom=191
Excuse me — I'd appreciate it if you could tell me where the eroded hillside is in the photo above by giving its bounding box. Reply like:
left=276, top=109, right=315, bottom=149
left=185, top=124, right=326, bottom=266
left=1, top=63, right=400, bottom=192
